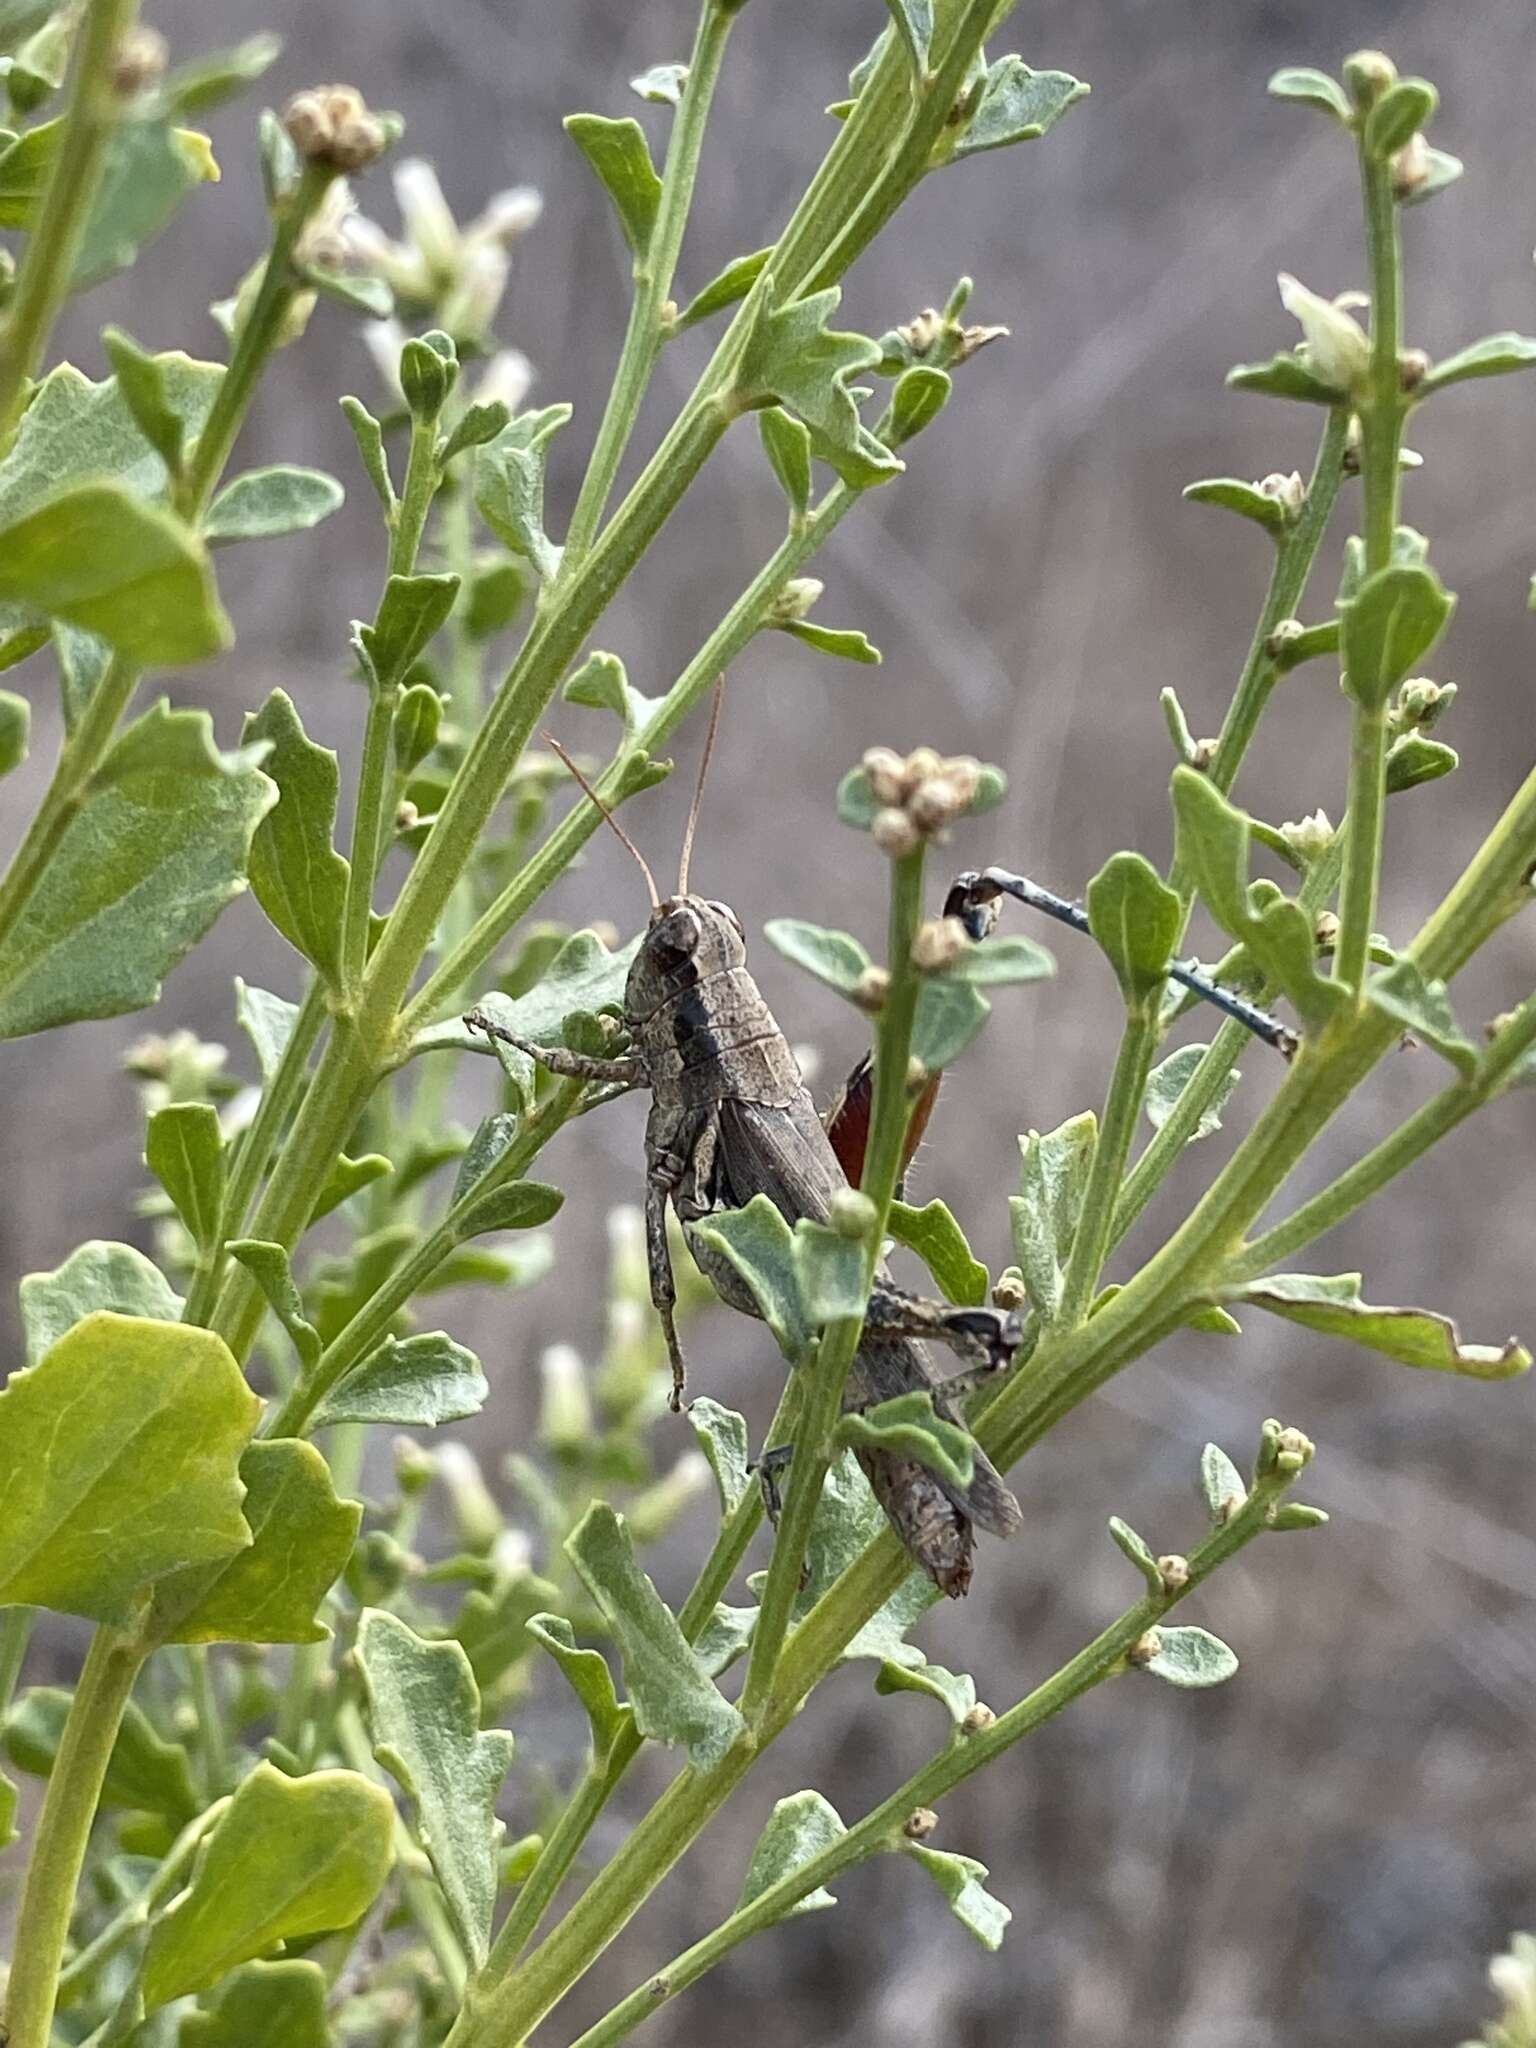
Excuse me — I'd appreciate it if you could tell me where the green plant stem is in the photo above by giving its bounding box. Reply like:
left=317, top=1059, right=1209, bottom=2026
left=187, top=1645, right=228, bottom=1799
left=334, top=1701, right=468, bottom=1997
left=341, top=418, right=440, bottom=995
left=0, top=650, right=140, bottom=961
left=0, top=1604, right=34, bottom=1717
left=561, top=0, right=735, bottom=570
left=185, top=978, right=328, bottom=1324
left=264, top=1076, right=584, bottom=1438
left=1335, top=144, right=1405, bottom=999
left=572, top=1456, right=1303, bottom=2048
left=738, top=845, right=926, bottom=1726
left=177, top=160, right=337, bottom=519
left=3, top=1630, right=145, bottom=2048
left=404, top=472, right=863, bottom=1027
left=1056, top=1001, right=1159, bottom=1325
left=0, top=0, right=138, bottom=441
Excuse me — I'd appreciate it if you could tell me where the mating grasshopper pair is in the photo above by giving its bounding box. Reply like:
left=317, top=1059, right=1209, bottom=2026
left=467, top=719, right=1293, bottom=1597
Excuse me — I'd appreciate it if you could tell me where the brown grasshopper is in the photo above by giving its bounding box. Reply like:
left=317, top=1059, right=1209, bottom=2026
left=466, top=716, right=1023, bottom=1598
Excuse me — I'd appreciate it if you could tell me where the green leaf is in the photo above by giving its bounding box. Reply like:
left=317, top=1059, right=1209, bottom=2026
left=1363, top=77, right=1436, bottom=159
left=763, top=917, right=873, bottom=1000
left=1007, top=1112, right=1096, bottom=1320
left=564, top=112, right=661, bottom=255
left=780, top=618, right=882, bottom=664
left=888, top=364, right=952, bottom=444
left=1418, top=333, right=1536, bottom=396
left=1141, top=1625, right=1239, bottom=1688
left=474, top=407, right=572, bottom=582
left=687, top=1397, right=752, bottom=1516
left=466, top=927, right=641, bottom=1051
left=1182, top=476, right=1288, bottom=536
left=234, top=979, right=299, bottom=1083
left=737, top=279, right=901, bottom=488
left=524, top=1612, right=629, bottom=1758
left=1386, top=731, right=1458, bottom=794
left=452, top=1112, right=518, bottom=1201
left=74, top=119, right=219, bottom=287
left=888, top=1198, right=988, bottom=1306
left=950, top=57, right=1088, bottom=160
left=690, top=1194, right=809, bottom=1362
left=356, top=1608, right=514, bottom=1965
left=630, top=61, right=689, bottom=106
left=793, top=1217, right=867, bottom=1327
left=226, top=1239, right=320, bottom=1371
left=738, top=1789, right=846, bottom=1920
left=0, top=1768, right=14, bottom=1849
left=1366, top=957, right=1478, bottom=1075
left=161, top=32, right=283, bottom=117
left=18, top=1239, right=182, bottom=1363
left=0, top=481, right=227, bottom=662
left=53, top=622, right=110, bottom=730
left=101, top=325, right=185, bottom=474
left=566, top=1502, right=746, bottom=1770
left=394, top=680, right=444, bottom=774
left=1267, top=66, right=1352, bottom=121
left=1199, top=1441, right=1247, bottom=1519
left=438, top=399, right=513, bottom=468
left=0, top=687, right=28, bottom=776
left=1170, top=767, right=1346, bottom=1028
left=313, top=1330, right=489, bottom=1429
left=835, top=1391, right=975, bottom=1492
left=946, top=933, right=1054, bottom=987
left=0, top=701, right=274, bottom=1037
left=904, top=1844, right=1011, bottom=1949
left=141, top=1763, right=394, bottom=2007
left=1223, top=1272, right=1531, bottom=1380
left=178, top=1961, right=332, bottom=2048
left=1226, top=353, right=1341, bottom=405
left=311, top=1152, right=392, bottom=1222
left=1108, top=1515, right=1162, bottom=1590
left=205, top=465, right=344, bottom=544
left=242, top=690, right=348, bottom=985
left=1340, top=563, right=1455, bottom=711
left=4, top=1686, right=198, bottom=1826
left=1187, top=1303, right=1242, bottom=1336
left=760, top=406, right=813, bottom=522
left=1402, top=145, right=1462, bottom=206
left=156, top=1440, right=360, bottom=1646
left=0, top=1312, right=258, bottom=1622
left=454, top=1177, right=564, bottom=1240
left=674, top=245, right=771, bottom=331
left=340, top=394, right=394, bottom=514
left=874, top=1657, right=977, bottom=1724
left=358, top=572, right=461, bottom=686
left=145, top=1101, right=225, bottom=1253
left=561, top=648, right=658, bottom=736
left=881, top=0, right=932, bottom=72
left=695, top=1602, right=756, bottom=1678
left=912, top=976, right=991, bottom=1068
left=1086, top=851, right=1182, bottom=1003
left=1144, top=1043, right=1239, bottom=1142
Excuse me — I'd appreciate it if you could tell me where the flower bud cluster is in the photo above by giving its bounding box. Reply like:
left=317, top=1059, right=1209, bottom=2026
left=284, top=85, right=390, bottom=173
left=862, top=746, right=983, bottom=857
left=910, top=915, right=970, bottom=974
left=1279, top=808, right=1335, bottom=863
left=1390, top=676, right=1456, bottom=734
left=113, top=25, right=167, bottom=95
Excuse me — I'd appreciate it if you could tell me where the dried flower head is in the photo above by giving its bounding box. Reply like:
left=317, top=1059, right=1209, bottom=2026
left=284, top=85, right=390, bottom=174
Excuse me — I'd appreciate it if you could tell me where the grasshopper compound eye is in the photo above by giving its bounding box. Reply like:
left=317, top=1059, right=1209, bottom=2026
left=650, top=902, right=703, bottom=958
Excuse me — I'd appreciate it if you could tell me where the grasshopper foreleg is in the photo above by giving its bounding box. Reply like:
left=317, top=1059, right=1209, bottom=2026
left=463, top=1009, right=648, bottom=1088
left=865, top=1284, right=1023, bottom=1375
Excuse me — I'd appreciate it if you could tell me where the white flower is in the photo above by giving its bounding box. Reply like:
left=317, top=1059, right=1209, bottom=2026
left=474, top=348, right=535, bottom=414
left=1278, top=272, right=1371, bottom=395
left=361, top=315, right=409, bottom=402
left=344, top=157, right=543, bottom=340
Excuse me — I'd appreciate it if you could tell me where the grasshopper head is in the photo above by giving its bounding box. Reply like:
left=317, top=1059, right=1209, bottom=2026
left=628, top=894, right=747, bottom=1013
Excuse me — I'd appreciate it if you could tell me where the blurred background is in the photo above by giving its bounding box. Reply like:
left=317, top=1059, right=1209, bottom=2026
left=5, top=1, right=1535, bottom=2042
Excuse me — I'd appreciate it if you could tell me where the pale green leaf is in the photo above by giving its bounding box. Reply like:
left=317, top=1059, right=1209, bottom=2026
left=1340, top=564, right=1455, bottom=712
left=1142, top=1625, right=1239, bottom=1689
left=1144, top=1044, right=1240, bottom=1142
left=18, top=1239, right=182, bottom=1364
left=759, top=406, right=812, bottom=521
left=1199, top=1442, right=1247, bottom=1519
left=205, top=465, right=344, bottom=544
left=1108, top=1515, right=1162, bottom=1589
left=762, top=918, right=873, bottom=999
left=356, top=1608, right=514, bottom=1965
left=561, top=649, right=659, bottom=736
left=524, top=1611, right=629, bottom=1758
left=145, top=1101, right=225, bottom=1252
left=1366, top=957, right=1478, bottom=1076
left=225, top=1239, right=320, bottom=1372
left=738, top=1789, right=846, bottom=1920
left=101, top=325, right=185, bottom=474
left=0, top=702, right=275, bottom=1037
left=141, top=1763, right=394, bottom=2006
left=179, top=1961, right=332, bottom=2048
left=454, top=1177, right=564, bottom=1241
left=155, top=1440, right=359, bottom=1646
left=834, top=1390, right=975, bottom=1492
left=675, top=245, right=770, bottom=330
left=912, top=976, right=991, bottom=1068
left=1363, top=78, right=1436, bottom=159
left=1086, top=850, right=1182, bottom=1002
left=0, top=1312, right=258, bottom=1622
left=357, top=572, right=461, bottom=686
left=779, top=618, right=882, bottom=664
left=473, top=405, right=572, bottom=582
left=234, top=980, right=299, bottom=1084
left=887, top=1198, right=988, bottom=1306
left=313, top=1331, right=489, bottom=1429
left=1008, top=1112, right=1097, bottom=1320
left=904, top=1843, right=1011, bottom=1948
left=690, top=1194, right=809, bottom=1362
left=950, top=58, right=1088, bottom=159
left=1182, top=476, right=1288, bottom=536
left=310, top=1152, right=392, bottom=1222
left=564, top=112, right=661, bottom=254
left=874, top=1657, right=977, bottom=1723
left=1267, top=66, right=1351, bottom=121
left=1223, top=1272, right=1531, bottom=1379
left=74, top=118, right=220, bottom=286
left=565, top=1502, right=745, bottom=1771
left=686, top=1397, right=752, bottom=1517
left=466, top=928, right=641, bottom=1052
left=4, top=1686, right=198, bottom=1825
left=737, top=280, right=901, bottom=488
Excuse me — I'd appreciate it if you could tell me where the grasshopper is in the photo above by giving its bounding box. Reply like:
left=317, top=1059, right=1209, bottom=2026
left=466, top=712, right=1024, bottom=1598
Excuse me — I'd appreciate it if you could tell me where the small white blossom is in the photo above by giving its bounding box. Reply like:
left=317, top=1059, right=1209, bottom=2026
left=345, top=157, right=543, bottom=339
left=474, top=348, right=535, bottom=415
left=1278, top=272, right=1371, bottom=395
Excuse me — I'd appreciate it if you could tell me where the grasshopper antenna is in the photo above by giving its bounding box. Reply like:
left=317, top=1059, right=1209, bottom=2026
left=543, top=731, right=661, bottom=911
left=676, top=675, right=725, bottom=899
